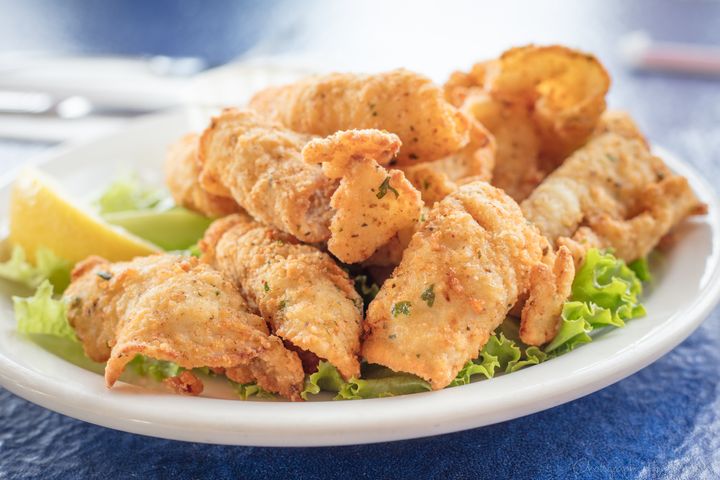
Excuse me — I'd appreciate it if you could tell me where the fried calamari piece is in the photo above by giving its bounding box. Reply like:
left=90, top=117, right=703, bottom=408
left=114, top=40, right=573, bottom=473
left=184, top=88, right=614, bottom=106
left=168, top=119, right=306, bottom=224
left=446, top=45, right=610, bottom=200
left=401, top=118, right=496, bottom=204
left=521, top=111, right=707, bottom=263
left=200, top=214, right=363, bottom=379
left=164, top=133, right=241, bottom=217
left=64, top=254, right=305, bottom=400
left=198, top=109, right=336, bottom=242
left=362, top=182, right=573, bottom=388
left=249, top=69, right=470, bottom=164
left=303, top=130, right=423, bottom=263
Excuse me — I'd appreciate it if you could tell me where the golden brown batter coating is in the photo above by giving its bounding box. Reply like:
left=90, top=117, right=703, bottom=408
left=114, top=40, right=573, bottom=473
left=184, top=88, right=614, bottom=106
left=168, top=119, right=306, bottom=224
left=445, top=45, right=610, bottom=201
left=303, top=129, right=423, bottom=264
left=197, top=109, right=422, bottom=263
left=249, top=69, right=470, bottom=165
left=64, top=254, right=305, bottom=400
left=361, top=182, right=573, bottom=388
left=201, top=214, right=363, bottom=379
left=521, top=111, right=707, bottom=263
left=401, top=119, right=495, bottom=204
left=198, top=109, right=336, bottom=242
left=164, top=133, right=241, bottom=217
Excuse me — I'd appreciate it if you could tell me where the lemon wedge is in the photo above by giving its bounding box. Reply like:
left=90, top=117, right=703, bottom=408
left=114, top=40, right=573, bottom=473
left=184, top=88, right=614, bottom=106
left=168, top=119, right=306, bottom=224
left=9, top=168, right=161, bottom=263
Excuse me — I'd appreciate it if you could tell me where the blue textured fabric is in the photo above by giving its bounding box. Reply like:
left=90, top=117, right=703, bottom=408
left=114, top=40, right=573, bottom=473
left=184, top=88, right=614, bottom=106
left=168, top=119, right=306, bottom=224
left=2, top=1, right=720, bottom=479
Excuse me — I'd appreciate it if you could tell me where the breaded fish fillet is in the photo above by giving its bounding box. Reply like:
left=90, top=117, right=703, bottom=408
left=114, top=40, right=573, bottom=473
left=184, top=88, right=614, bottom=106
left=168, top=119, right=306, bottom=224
left=303, top=130, right=423, bottom=264
left=201, top=214, right=363, bottom=379
left=198, top=109, right=336, bottom=242
left=198, top=109, right=422, bottom=263
left=401, top=119, right=495, bottom=204
left=249, top=69, right=469, bottom=165
left=64, top=254, right=305, bottom=400
left=164, top=133, right=241, bottom=217
left=362, top=182, right=573, bottom=388
left=521, top=111, right=707, bottom=263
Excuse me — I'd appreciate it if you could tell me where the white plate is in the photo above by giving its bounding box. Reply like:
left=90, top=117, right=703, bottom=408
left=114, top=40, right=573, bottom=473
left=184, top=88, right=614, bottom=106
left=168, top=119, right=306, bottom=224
left=1, top=109, right=719, bottom=447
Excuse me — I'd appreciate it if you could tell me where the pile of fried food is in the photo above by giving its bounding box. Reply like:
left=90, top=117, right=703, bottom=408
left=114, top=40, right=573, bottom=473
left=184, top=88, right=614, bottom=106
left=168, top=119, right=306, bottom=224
left=65, top=45, right=706, bottom=400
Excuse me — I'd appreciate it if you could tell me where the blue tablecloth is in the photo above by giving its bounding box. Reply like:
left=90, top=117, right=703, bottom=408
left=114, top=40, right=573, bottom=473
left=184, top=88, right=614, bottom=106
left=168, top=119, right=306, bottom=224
left=1, top=1, right=720, bottom=478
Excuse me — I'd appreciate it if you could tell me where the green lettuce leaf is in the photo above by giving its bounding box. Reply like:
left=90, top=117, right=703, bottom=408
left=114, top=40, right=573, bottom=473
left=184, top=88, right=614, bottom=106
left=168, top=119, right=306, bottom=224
left=545, top=249, right=647, bottom=354
left=449, top=357, right=498, bottom=387
left=507, top=346, right=548, bottom=373
left=127, top=355, right=182, bottom=382
left=13, top=280, right=76, bottom=340
left=449, top=330, right=549, bottom=386
left=336, top=364, right=431, bottom=400
left=103, top=208, right=213, bottom=251
left=229, top=381, right=276, bottom=400
left=95, top=175, right=164, bottom=214
left=449, top=334, right=517, bottom=386
left=301, top=361, right=346, bottom=399
left=302, top=362, right=431, bottom=400
left=0, top=245, right=72, bottom=292
left=571, top=248, right=646, bottom=324
left=629, top=257, right=652, bottom=282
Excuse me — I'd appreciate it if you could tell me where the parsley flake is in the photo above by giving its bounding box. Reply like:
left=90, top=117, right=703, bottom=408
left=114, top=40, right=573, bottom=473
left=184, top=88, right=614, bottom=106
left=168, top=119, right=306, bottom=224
left=376, top=176, right=399, bottom=199
left=421, top=284, right=435, bottom=307
left=391, top=301, right=412, bottom=317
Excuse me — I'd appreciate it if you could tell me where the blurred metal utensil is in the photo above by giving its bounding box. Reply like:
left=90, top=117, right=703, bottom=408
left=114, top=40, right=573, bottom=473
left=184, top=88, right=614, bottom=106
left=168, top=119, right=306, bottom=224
left=0, top=53, right=206, bottom=114
left=0, top=91, right=158, bottom=118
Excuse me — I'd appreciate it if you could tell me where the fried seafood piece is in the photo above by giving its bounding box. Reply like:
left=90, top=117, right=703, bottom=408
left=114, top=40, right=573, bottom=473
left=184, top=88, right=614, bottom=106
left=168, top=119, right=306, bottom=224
left=445, top=45, right=610, bottom=201
left=64, top=254, right=305, bottom=400
left=249, top=69, right=470, bottom=165
left=303, top=129, right=423, bottom=264
left=198, top=109, right=422, bottom=263
left=198, top=109, right=336, bottom=242
left=361, top=182, right=574, bottom=388
left=361, top=215, right=423, bottom=268
left=521, top=111, right=707, bottom=263
left=164, top=133, right=241, bottom=217
left=401, top=119, right=495, bottom=204
left=200, top=214, right=363, bottom=379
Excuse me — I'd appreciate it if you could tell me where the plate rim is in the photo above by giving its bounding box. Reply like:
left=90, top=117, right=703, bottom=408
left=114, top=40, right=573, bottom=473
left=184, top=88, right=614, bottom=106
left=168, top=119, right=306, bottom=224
left=1, top=109, right=719, bottom=447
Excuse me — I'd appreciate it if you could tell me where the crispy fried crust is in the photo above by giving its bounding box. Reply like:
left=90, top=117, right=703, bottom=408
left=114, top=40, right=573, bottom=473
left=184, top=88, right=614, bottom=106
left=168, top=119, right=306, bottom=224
left=201, top=214, right=363, bottom=379
left=401, top=118, right=496, bottom=204
left=361, top=182, right=572, bottom=388
left=519, top=245, right=574, bottom=345
left=198, top=108, right=337, bottom=242
left=445, top=45, right=610, bottom=201
left=197, top=110, right=422, bottom=263
left=303, top=130, right=423, bottom=263
left=249, top=69, right=469, bottom=165
left=64, top=254, right=305, bottom=400
left=361, top=211, right=425, bottom=268
left=460, top=91, right=544, bottom=201
left=164, top=370, right=204, bottom=396
left=521, top=111, right=707, bottom=263
left=164, top=133, right=241, bottom=217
